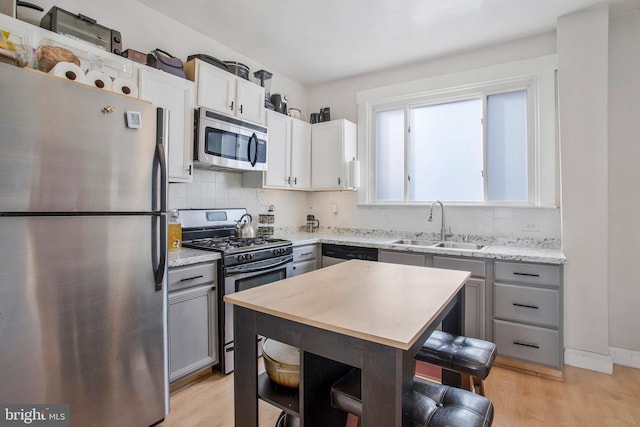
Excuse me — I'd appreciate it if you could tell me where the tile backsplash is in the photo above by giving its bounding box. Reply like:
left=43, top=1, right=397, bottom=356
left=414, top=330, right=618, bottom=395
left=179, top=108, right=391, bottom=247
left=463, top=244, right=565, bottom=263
left=169, top=169, right=561, bottom=243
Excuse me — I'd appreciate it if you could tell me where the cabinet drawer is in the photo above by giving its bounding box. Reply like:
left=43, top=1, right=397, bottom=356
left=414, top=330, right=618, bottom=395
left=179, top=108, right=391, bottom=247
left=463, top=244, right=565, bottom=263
left=168, top=262, right=216, bottom=292
left=379, top=250, right=425, bottom=266
left=493, top=319, right=561, bottom=368
left=495, top=261, right=561, bottom=287
left=293, top=244, right=318, bottom=262
left=292, top=260, right=317, bottom=276
left=433, top=256, right=486, bottom=278
left=494, top=283, right=560, bottom=328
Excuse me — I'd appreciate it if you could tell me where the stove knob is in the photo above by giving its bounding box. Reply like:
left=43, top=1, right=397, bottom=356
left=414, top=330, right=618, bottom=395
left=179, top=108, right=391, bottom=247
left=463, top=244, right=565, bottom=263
left=245, top=253, right=253, bottom=261
left=237, top=254, right=245, bottom=262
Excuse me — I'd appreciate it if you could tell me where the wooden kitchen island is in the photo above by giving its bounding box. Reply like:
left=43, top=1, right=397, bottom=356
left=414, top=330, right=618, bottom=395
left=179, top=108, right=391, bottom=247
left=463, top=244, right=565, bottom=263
left=224, top=259, right=470, bottom=427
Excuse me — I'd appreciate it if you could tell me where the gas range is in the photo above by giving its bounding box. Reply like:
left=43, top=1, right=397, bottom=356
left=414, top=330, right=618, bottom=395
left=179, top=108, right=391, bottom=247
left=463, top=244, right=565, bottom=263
left=179, top=208, right=294, bottom=375
left=179, top=208, right=293, bottom=269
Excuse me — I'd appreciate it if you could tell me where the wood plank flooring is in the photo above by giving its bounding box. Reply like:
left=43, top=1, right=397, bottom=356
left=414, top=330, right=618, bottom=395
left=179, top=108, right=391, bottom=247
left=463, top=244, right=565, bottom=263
left=160, top=362, right=640, bottom=426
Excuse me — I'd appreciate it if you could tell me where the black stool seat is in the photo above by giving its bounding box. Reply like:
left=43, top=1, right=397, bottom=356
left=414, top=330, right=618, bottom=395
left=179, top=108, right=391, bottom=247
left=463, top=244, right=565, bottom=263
left=416, top=330, right=497, bottom=380
left=330, top=368, right=494, bottom=427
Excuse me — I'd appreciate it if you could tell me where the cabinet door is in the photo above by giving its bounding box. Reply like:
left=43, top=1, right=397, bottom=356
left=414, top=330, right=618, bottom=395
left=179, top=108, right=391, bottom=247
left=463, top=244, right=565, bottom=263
left=168, top=284, right=218, bottom=382
left=196, top=62, right=236, bottom=115
left=235, top=78, right=265, bottom=124
left=312, top=121, right=345, bottom=189
left=263, top=111, right=291, bottom=188
left=464, top=278, right=485, bottom=339
left=290, top=120, right=311, bottom=189
left=138, top=67, right=195, bottom=183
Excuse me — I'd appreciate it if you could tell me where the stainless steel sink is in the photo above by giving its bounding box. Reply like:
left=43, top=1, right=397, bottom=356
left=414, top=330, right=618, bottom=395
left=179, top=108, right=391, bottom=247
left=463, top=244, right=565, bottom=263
left=432, top=242, right=486, bottom=250
left=388, top=239, right=486, bottom=251
left=389, top=239, right=439, bottom=246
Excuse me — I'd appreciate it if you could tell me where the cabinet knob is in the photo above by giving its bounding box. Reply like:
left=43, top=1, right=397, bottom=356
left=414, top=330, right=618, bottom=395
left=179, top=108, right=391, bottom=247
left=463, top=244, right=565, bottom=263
left=229, top=101, right=234, bottom=111
left=240, top=105, right=244, bottom=114
left=211, top=286, right=216, bottom=291
left=338, top=177, right=342, bottom=185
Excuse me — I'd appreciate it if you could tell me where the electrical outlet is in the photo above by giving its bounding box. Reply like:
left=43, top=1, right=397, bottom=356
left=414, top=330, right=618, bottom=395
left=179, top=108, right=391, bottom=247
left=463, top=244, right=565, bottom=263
left=522, top=222, right=539, bottom=232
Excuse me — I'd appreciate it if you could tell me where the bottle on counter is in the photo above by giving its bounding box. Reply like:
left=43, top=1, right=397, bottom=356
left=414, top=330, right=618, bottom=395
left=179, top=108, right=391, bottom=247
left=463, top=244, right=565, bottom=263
left=168, top=209, right=182, bottom=251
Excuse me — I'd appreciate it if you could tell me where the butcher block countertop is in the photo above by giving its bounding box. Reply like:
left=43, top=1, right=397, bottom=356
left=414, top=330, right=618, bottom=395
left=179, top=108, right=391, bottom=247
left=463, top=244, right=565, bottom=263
left=224, top=259, right=470, bottom=350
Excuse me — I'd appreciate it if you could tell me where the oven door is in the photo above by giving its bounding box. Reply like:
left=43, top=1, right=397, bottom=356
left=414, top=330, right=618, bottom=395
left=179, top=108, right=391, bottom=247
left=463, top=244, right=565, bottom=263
left=223, top=255, right=293, bottom=373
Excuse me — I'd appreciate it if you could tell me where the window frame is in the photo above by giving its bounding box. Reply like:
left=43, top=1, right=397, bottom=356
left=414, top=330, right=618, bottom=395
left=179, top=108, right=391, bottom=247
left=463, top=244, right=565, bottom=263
left=356, top=54, right=558, bottom=208
left=372, top=80, right=535, bottom=205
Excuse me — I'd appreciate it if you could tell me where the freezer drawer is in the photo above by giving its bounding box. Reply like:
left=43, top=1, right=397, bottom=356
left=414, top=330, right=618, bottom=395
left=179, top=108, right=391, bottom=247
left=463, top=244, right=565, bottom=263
left=493, top=319, right=561, bottom=368
left=0, top=215, right=165, bottom=426
left=494, top=283, right=560, bottom=328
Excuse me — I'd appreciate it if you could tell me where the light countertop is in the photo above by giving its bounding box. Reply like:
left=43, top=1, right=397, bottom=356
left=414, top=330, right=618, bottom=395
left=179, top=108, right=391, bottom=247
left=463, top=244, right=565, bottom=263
left=281, top=230, right=567, bottom=264
left=224, top=259, right=469, bottom=350
left=168, top=247, right=221, bottom=268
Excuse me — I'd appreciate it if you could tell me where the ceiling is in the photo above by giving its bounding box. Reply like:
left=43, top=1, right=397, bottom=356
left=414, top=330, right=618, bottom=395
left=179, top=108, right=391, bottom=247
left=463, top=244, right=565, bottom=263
left=140, top=0, right=636, bottom=86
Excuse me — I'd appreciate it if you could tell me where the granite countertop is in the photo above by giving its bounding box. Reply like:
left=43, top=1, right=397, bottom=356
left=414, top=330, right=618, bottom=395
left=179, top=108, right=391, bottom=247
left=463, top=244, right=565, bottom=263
left=280, top=230, right=567, bottom=265
left=168, top=247, right=221, bottom=268
left=169, top=228, right=567, bottom=267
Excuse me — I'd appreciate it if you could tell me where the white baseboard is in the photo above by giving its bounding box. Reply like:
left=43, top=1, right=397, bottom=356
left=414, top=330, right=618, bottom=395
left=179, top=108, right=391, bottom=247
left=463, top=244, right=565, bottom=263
left=609, top=346, right=640, bottom=369
left=564, top=348, right=613, bottom=374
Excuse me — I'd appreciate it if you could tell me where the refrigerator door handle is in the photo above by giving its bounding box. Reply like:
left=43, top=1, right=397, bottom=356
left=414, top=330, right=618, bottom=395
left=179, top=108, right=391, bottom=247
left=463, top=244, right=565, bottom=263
left=153, top=107, right=168, bottom=290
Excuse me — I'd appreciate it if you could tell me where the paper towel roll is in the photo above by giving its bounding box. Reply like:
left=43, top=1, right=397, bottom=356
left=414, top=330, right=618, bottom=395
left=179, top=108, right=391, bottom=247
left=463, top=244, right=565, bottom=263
left=84, top=70, right=113, bottom=91
left=112, top=77, right=139, bottom=98
left=349, top=159, right=361, bottom=189
left=48, top=62, right=86, bottom=83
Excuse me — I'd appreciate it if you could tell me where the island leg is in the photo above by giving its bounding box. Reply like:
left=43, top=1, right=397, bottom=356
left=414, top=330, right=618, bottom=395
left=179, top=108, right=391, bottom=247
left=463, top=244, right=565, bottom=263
left=233, top=306, right=258, bottom=427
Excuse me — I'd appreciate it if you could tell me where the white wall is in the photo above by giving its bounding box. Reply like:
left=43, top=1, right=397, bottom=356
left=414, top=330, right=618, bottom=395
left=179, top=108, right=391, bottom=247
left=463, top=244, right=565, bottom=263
left=558, top=7, right=611, bottom=372
left=306, top=33, right=561, bottom=242
left=608, top=9, right=640, bottom=356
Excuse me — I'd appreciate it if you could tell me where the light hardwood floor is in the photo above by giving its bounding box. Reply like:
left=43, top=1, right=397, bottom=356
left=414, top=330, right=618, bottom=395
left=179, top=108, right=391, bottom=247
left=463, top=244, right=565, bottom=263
left=160, top=362, right=640, bottom=426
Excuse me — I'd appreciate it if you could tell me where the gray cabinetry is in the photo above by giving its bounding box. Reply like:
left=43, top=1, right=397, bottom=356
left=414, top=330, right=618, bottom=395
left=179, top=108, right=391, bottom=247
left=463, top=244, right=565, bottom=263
left=492, top=260, right=563, bottom=369
left=433, top=256, right=486, bottom=339
left=378, top=251, right=486, bottom=339
left=168, top=261, right=218, bottom=383
left=292, top=244, right=319, bottom=276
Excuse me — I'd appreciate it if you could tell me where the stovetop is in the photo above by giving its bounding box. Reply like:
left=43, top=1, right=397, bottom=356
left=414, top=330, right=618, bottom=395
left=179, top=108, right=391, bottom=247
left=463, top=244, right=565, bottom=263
left=183, top=236, right=290, bottom=254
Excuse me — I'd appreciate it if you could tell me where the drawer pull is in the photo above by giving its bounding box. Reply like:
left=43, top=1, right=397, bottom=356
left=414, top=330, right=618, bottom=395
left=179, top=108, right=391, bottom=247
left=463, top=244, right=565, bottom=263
left=179, top=274, right=204, bottom=282
left=513, top=272, right=540, bottom=278
left=513, top=340, right=540, bottom=349
left=513, top=302, right=540, bottom=310
left=299, top=252, right=313, bottom=257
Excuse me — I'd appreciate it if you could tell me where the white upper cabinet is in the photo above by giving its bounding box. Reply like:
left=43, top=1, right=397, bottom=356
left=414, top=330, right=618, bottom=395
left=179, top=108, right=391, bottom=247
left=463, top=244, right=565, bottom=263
left=138, top=66, right=195, bottom=183
left=311, top=119, right=357, bottom=190
left=184, top=59, right=265, bottom=125
left=253, top=110, right=310, bottom=190
left=290, top=119, right=311, bottom=189
left=264, top=110, right=291, bottom=188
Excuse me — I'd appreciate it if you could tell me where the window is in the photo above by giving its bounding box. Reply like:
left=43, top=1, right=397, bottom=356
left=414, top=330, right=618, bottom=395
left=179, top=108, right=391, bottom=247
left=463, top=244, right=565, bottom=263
left=373, top=89, right=529, bottom=204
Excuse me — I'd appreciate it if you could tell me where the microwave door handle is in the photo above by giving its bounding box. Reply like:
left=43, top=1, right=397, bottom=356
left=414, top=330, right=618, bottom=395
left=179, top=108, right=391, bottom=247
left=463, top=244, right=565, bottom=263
left=248, top=133, right=258, bottom=167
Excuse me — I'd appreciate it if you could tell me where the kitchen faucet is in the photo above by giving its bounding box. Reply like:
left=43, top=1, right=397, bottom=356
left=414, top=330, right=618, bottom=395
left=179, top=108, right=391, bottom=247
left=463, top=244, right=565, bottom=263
left=428, top=200, right=452, bottom=241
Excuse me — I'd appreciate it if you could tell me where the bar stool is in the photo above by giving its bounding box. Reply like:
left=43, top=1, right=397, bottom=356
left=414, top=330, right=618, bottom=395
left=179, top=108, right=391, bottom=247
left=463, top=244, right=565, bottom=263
left=330, top=368, right=494, bottom=427
left=415, top=330, right=497, bottom=396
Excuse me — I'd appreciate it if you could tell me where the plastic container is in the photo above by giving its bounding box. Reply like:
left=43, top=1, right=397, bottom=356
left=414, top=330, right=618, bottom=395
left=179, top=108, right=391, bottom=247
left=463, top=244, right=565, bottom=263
left=168, top=210, right=182, bottom=251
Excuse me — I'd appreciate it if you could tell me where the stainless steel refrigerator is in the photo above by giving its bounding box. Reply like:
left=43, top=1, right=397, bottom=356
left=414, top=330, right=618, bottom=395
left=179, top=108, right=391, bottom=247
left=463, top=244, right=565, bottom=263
left=0, top=63, right=168, bottom=426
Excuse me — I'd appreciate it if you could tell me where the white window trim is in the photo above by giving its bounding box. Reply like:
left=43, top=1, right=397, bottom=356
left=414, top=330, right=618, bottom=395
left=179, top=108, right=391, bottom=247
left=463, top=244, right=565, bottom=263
left=356, top=54, right=559, bottom=207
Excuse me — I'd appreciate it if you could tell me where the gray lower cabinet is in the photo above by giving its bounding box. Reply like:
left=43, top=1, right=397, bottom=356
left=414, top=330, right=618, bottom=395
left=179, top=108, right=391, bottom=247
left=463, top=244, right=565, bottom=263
left=378, top=250, right=486, bottom=339
left=292, top=244, right=319, bottom=276
left=492, top=260, right=563, bottom=369
left=168, top=262, right=218, bottom=383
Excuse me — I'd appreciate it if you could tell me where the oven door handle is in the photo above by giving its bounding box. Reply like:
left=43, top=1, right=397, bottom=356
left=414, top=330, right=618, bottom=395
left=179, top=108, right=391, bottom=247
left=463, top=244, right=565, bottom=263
left=225, top=256, right=292, bottom=276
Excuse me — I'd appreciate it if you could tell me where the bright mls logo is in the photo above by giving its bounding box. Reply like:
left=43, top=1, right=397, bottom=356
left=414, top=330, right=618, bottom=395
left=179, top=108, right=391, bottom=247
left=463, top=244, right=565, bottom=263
left=0, top=405, right=69, bottom=427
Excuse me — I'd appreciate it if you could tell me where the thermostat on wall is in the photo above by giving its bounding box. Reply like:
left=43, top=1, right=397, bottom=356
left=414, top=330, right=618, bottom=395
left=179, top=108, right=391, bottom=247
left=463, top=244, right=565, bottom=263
left=125, top=111, right=142, bottom=129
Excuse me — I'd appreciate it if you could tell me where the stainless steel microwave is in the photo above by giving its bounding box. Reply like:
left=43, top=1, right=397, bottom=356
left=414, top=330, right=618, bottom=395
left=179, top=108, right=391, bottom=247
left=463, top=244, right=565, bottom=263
left=194, top=108, right=268, bottom=172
